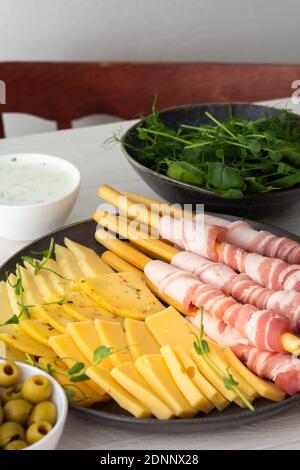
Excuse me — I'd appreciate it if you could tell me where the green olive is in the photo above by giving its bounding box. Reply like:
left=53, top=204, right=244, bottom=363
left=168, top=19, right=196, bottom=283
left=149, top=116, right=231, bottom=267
left=0, top=421, right=25, bottom=448
left=0, top=361, right=20, bottom=388
left=2, top=384, right=23, bottom=402
left=22, top=375, right=52, bottom=404
left=3, top=399, right=33, bottom=425
left=4, top=439, right=27, bottom=450
left=26, top=421, right=52, bottom=445
left=28, top=401, right=57, bottom=426
left=0, top=405, right=3, bottom=425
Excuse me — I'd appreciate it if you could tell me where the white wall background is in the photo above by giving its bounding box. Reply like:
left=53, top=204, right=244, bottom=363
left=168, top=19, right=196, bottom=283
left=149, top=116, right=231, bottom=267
left=1, top=0, right=299, bottom=136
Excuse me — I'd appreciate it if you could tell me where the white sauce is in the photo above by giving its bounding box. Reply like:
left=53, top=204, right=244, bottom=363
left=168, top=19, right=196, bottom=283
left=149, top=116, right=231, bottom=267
left=0, top=155, right=76, bottom=205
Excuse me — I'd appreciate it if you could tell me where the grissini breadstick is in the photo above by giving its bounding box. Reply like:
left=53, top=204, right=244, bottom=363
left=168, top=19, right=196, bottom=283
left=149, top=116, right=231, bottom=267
left=101, top=251, right=142, bottom=275
left=93, top=214, right=300, bottom=355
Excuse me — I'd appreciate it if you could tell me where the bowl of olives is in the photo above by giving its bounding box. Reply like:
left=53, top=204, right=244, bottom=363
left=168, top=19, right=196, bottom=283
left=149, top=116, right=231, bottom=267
left=0, top=360, right=68, bottom=450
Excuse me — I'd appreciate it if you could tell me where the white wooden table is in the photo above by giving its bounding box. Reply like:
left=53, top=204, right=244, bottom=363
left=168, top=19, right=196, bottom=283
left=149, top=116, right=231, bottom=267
left=1, top=99, right=300, bottom=450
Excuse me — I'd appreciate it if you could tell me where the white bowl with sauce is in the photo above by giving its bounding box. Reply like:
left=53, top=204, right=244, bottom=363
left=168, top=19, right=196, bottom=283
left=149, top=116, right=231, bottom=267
left=0, top=153, right=81, bottom=241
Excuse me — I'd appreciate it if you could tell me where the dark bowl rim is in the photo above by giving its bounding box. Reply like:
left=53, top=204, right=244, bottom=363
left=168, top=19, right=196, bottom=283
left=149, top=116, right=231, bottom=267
left=121, top=102, right=300, bottom=201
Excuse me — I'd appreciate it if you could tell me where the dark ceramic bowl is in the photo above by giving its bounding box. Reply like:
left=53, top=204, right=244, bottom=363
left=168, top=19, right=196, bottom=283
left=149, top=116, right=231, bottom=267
left=122, top=103, right=300, bottom=217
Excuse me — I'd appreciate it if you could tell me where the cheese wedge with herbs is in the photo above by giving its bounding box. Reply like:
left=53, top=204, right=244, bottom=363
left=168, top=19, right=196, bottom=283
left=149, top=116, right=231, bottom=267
left=18, top=319, right=59, bottom=346
left=39, top=357, right=104, bottom=407
left=95, top=320, right=131, bottom=366
left=174, top=345, right=227, bottom=411
left=77, top=272, right=164, bottom=319
left=124, top=318, right=160, bottom=360
left=55, top=244, right=84, bottom=281
left=111, top=361, right=174, bottom=419
left=135, top=354, right=197, bottom=417
left=64, top=238, right=113, bottom=277
left=48, top=333, right=108, bottom=397
left=223, top=348, right=285, bottom=402
left=160, top=344, right=213, bottom=412
left=67, top=321, right=112, bottom=370
left=59, top=290, right=122, bottom=323
left=86, top=365, right=152, bottom=418
left=0, top=325, right=27, bottom=362
left=38, top=305, right=74, bottom=333
left=0, top=324, right=56, bottom=357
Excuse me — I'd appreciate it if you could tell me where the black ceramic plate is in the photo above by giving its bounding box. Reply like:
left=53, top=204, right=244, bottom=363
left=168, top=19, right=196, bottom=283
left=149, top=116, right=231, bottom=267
left=1, top=218, right=300, bottom=431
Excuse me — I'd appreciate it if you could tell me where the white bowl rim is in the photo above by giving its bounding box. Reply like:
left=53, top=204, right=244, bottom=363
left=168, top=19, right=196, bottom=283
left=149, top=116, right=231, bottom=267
left=0, top=360, right=68, bottom=450
left=0, top=153, right=81, bottom=210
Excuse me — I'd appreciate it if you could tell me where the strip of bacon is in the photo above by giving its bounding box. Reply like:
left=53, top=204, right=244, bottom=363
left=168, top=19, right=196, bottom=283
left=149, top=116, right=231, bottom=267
left=205, top=215, right=300, bottom=265
left=144, top=260, right=291, bottom=352
left=171, top=251, right=300, bottom=333
left=160, top=215, right=226, bottom=262
left=219, top=242, right=300, bottom=292
left=190, top=311, right=300, bottom=396
left=159, top=215, right=300, bottom=293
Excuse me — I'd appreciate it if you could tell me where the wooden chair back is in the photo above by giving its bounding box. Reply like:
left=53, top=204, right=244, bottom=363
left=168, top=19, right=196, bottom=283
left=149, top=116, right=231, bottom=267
left=0, top=61, right=299, bottom=138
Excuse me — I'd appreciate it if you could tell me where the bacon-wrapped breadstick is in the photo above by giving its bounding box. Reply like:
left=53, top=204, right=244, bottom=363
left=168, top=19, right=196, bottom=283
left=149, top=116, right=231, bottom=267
left=144, top=259, right=292, bottom=353
left=190, top=312, right=300, bottom=396
left=123, top=190, right=300, bottom=265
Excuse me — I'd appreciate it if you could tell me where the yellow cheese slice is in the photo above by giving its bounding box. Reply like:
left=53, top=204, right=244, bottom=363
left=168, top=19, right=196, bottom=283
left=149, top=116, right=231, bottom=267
left=6, top=274, right=21, bottom=317
left=18, top=319, right=59, bottom=346
left=174, top=345, right=227, bottom=411
left=0, top=325, right=27, bottom=362
left=160, top=345, right=212, bottom=412
left=135, top=354, right=197, bottom=417
left=0, top=325, right=56, bottom=357
left=78, top=272, right=164, bottom=319
left=40, top=258, right=66, bottom=296
left=55, top=244, right=84, bottom=281
left=18, top=266, right=43, bottom=307
left=37, top=305, right=75, bottom=333
left=111, top=361, right=174, bottom=419
left=145, top=307, right=195, bottom=350
left=205, top=339, right=257, bottom=401
left=24, top=260, right=59, bottom=299
left=48, top=333, right=107, bottom=397
left=39, top=357, right=104, bottom=407
left=101, top=251, right=143, bottom=275
left=124, top=318, right=160, bottom=360
left=86, top=365, right=152, bottom=418
left=67, top=321, right=112, bottom=370
left=95, top=319, right=131, bottom=366
left=223, top=348, right=285, bottom=402
left=0, top=281, right=14, bottom=323
left=190, top=349, right=237, bottom=403
left=62, top=297, right=124, bottom=326
left=64, top=238, right=113, bottom=277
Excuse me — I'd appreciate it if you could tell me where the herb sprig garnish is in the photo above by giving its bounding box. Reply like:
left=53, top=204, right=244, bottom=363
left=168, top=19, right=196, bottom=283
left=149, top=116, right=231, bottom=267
left=1, top=264, right=33, bottom=326
left=192, top=308, right=254, bottom=411
left=25, top=343, right=131, bottom=404
left=93, top=344, right=130, bottom=365
left=109, top=102, right=300, bottom=199
left=21, top=238, right=72, bottom=281
left=25, top=355, right=91, bottom=403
